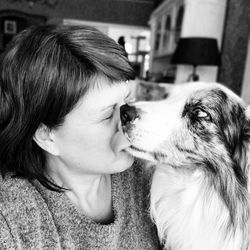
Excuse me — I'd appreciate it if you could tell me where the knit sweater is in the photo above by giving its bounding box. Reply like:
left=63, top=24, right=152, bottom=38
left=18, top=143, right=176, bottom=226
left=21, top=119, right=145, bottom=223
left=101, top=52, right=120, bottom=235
left=0, top=163, right=161, bottom=250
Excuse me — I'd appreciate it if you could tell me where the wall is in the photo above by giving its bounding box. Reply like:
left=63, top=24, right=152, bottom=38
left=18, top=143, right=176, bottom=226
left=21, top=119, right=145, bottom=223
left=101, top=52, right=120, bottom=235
left=0, top=0, right=155, bottom=27
left=218, top=0, right=250, bottom=95
left=0, top=10, right=46, bottom=50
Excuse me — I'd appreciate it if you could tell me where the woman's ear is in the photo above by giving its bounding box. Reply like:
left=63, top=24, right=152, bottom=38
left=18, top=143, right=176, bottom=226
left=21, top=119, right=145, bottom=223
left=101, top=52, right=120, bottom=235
left=33, top=124, right=60, bottom=156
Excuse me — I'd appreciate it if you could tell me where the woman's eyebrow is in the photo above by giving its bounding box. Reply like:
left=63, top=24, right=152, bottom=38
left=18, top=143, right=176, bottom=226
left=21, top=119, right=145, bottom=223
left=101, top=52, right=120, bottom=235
left=100, top=105, right=114, bottom=112
left=100, top=90, right=132, bottom=112
left=100, top=102, right=120, bottom=113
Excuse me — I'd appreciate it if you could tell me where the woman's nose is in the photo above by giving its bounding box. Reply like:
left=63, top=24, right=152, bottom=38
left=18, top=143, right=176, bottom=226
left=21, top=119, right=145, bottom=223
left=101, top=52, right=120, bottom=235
left=120, top=104, right=138, bottom=126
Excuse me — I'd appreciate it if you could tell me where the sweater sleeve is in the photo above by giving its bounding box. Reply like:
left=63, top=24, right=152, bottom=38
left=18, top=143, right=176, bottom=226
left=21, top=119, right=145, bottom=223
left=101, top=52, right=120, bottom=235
left=0, top=212, right=16, bottom=250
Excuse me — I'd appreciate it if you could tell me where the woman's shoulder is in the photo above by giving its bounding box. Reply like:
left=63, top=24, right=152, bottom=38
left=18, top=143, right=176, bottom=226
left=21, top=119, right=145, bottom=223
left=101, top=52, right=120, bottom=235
left=0, top=175, right=61, bottom=248
left=0, top=174, right=46, bottom=220
left=0, top=174, right=36, bottom=200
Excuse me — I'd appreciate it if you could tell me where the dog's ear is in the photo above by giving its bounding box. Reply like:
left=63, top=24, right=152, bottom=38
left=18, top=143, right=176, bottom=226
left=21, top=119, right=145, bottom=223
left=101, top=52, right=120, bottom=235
left=230, top=105, right=250, bottom=185
left=244, top=106, right=250, bottom=142
left=240, top=105, right=250, bottom=179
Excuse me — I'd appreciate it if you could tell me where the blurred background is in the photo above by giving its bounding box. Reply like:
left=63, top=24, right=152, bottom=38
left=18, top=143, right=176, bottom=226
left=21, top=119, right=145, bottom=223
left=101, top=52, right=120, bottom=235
left=0, top=0, right=249, bottom=102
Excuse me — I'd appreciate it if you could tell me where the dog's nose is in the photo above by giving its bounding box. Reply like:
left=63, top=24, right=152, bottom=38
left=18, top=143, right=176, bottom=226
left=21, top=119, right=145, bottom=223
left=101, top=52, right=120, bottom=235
left=120, top=104, right=138, bottom=126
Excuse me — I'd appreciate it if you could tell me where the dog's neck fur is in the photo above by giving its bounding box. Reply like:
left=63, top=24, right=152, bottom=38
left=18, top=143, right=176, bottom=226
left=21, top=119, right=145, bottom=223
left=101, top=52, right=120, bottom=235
left=150, top=165, right=250, bottom=250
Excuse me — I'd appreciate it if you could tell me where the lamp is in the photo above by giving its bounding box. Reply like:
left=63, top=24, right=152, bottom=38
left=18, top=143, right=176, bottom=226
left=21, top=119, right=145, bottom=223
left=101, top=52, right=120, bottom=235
left=171, top=37, right=221, bottom=81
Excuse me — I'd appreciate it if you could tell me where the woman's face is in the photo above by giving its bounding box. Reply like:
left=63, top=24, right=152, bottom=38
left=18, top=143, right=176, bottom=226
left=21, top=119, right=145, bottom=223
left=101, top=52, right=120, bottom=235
left=49, top=75, right=134, bottom=175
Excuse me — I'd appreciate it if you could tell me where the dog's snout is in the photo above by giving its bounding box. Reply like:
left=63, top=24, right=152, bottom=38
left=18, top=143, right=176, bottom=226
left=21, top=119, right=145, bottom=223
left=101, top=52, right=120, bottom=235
left=120, top=104, right=138, bottom=126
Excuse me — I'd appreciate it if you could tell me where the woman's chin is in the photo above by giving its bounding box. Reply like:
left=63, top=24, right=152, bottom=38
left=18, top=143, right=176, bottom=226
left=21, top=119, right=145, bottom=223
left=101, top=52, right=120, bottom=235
left=112, top=151, right=134, bottom=173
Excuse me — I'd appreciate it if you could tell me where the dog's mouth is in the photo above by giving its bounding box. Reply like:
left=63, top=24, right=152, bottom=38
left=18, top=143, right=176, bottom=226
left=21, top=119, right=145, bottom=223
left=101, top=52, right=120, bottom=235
left=125, top=145, right=164, bottom=163
left=122, top=125, right=159, bottom=163
left=126, top=145, right=146, bottom=154
left=121, top=119, right=167, bottom=163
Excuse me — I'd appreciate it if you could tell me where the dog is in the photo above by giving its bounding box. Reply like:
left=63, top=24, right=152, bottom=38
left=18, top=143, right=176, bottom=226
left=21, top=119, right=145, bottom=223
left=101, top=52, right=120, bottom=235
left=120, top=82, right=250, bottom=250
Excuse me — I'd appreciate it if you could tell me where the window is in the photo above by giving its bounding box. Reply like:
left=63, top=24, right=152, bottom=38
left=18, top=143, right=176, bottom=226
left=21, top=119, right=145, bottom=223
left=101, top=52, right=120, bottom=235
left=154, top=21, right=161, bottom=51
left=175, top=5, right=184, bottom=44
left=163, top=15, right=171, bottom=49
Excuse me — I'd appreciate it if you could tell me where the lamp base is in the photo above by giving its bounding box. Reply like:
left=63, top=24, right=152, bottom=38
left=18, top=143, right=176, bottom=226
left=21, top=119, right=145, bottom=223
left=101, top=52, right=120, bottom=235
left=187, top=73, right=199, bottom=82
left=187, top=65, right=199, bottom=82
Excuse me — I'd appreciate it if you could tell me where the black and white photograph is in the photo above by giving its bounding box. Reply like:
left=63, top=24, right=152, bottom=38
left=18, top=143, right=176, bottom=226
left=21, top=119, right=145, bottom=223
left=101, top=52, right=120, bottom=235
left=0, top=0, right=249, bottom=249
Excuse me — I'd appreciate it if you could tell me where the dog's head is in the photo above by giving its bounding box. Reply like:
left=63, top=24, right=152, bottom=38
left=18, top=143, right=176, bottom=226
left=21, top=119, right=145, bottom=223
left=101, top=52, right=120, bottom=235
left=121, top=82, right=250, bottom=182
left=121, top=81, right=250, bottom=247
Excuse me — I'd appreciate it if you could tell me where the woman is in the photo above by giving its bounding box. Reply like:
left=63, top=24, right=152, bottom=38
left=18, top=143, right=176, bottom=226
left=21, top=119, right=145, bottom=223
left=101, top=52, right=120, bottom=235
left=0, top=25, right=160, bottom=249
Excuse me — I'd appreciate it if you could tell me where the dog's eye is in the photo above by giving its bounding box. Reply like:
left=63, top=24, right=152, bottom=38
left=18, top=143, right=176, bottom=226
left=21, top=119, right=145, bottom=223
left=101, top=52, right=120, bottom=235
left=193, top=108, right=210, bottom=120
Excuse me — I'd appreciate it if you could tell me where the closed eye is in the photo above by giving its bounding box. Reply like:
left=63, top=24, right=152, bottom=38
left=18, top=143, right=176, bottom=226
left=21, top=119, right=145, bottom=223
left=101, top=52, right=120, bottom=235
left=104, top=112, right=114, bottom=120
left=103, top=105, right=117, bottom=121
left=102, top=90, right=134, bottom=121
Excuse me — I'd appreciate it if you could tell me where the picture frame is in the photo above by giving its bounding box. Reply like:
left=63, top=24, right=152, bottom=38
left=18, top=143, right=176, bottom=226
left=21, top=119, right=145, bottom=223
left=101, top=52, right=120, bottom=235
left=4, top=20, right=17, bottom=34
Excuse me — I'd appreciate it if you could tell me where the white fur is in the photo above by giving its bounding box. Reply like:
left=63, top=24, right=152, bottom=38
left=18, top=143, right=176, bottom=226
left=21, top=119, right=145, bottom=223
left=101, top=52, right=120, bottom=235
left=151, top=167, right=244, bottom=250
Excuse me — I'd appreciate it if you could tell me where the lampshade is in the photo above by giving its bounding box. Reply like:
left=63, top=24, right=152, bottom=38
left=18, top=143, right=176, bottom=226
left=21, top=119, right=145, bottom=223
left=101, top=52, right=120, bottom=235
left=171, top=37, right=221, bottom=66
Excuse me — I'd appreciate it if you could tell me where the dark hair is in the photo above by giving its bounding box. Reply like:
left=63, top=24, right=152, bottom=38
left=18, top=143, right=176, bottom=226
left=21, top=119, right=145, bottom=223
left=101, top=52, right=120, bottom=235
left=0, top=24, right=134, bottom=190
